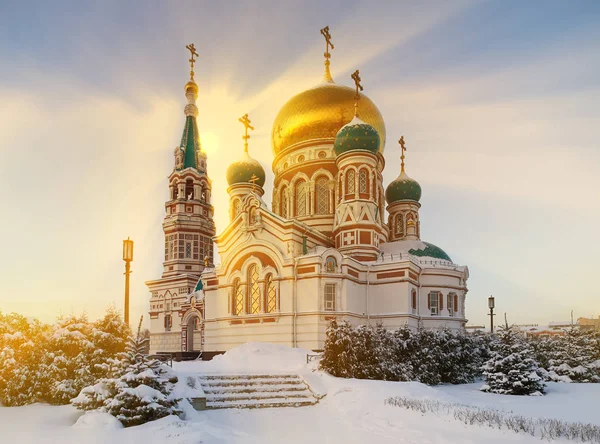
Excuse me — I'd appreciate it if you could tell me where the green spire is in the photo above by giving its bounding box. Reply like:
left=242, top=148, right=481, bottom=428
left=180, top=115, right=201, bottom=170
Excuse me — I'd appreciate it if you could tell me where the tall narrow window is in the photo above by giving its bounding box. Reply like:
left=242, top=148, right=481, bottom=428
left=359, top=169, right=368, bottom=194
left=233, top=199, right=241, bottom=219
left=395, top=214, right=404, bottom=236
left=233, top=278, right=244, bottom=315
left=164, top=314, right=172, bottom=331
left=281, top=186, right=289, bottom=218
left=324, top=284, right=336, bottom=311
left=265, top=274, right=277, bottom=313
left=411, top=289, right=417, bottom=314
left=185, top=242, right=192, bottom=259
left=454, top=294, right=459, bottom=314
left=447, top=293, right=454, bottom=316
left=185, top=179, right=194, bottom=199
left=346, top=170, right=355, bottom=195
left=428, top=291, right=439, bottom=315
left=316, top=177, right=329, bottom=214
left=247, top=264, right=260, bottom=314
left=296, top=180, right=307, bottom=217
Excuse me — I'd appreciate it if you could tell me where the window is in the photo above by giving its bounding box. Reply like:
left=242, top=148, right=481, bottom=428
left=233, top=278, right=244, bottom=315
left=164, top=314, right=172, bottom=331
left=325, top=256, right=337, bottom=273
left=193, top=317, right=200, bottom=330
left=296, top=180, right=307, bottom=216
left=359, top=169, right=368, bottom=194
left=395, top=213, right=404, bottom=236
left=247, top=264, right=260, bottom=314
left=324, top=284, right=336, bottom=311
left=281, top=186, right=289, bottom=218
left=233, top=199, right=241, bottom=219
left=265, top=274, right=277, bottom=313
left=346, top=170, right=355, bottom=195
left=172, top=187, right=178, bottom=200
left=411, top=289, right=417, bottom=314
left=185, top=179, right=194, bottom=200
left=447, top=293, right=454, bottom=316
left=185, top=242, right=192, bottom=259
left=316, top=177, right=329, bottom=214
left=428, top=291, right=440, bottom=316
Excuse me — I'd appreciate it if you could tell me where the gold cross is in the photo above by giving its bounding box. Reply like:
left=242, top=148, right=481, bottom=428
left=351, top=70, right=363, bottom=117
left=186, top=43, right=199, bottom=80
left=239, top=113, right=255, bottom=153
left=320, top=26, right=334, bottom=82
left=399, top=136, right=407, bottom=172
left=249, top=174, right=259, bottom=185
left=320, top=26, right=334, bottom=60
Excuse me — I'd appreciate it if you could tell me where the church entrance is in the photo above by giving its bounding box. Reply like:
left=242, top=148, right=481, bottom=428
left=186, top=315, right=201, bottom=352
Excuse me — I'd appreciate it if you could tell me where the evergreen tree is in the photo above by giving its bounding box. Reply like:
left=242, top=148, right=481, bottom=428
left=481, top=324, right=545, bottom=396
left=72, top=317, right=180, bottom=427
left=548, top=327, right=600, bottom=383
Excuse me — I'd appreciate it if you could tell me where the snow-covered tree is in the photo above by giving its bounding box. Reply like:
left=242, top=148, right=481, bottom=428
left=547, top=327, right=600, bottom=383
left=72, top=317, right=180, bottom=427
left=89, top=307, right=131, bottom=380
left=481, top=325, right=545, bottom=396
left=0, top=313, right=49, bottom=406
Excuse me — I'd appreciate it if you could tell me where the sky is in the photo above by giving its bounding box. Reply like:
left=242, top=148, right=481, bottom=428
left=0, top=0, right=599, bottom=328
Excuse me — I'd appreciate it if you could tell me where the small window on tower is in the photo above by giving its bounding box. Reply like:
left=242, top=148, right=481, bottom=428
left=185, top=242, right=192, bottom=259
left=324, top=284, right=336, bottom=311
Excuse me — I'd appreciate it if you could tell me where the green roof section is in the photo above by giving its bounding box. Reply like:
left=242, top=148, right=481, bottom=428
left=180, top=115, right=202, bottom=170
left=408, top=242, right=452, bottom=262
left=226, top=152, right=266, bottom=187
left=334, top=117, right=380, bottom=156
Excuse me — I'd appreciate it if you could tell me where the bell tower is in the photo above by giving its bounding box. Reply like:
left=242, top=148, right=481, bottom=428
left=146, top=44, right=215, bottom=353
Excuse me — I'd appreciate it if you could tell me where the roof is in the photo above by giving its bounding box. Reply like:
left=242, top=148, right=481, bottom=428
left=381, top=240, right=452, bottom=262
left=180, top=115, right=202, bottom=170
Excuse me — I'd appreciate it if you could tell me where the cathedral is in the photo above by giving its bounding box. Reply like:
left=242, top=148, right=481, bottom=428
left=147, top=32, right=469, bottom=356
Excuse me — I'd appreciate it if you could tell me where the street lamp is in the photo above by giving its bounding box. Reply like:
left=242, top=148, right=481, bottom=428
left=488, top=295, right=496, bottom=333
left=122, top=237, right=134, bottom=325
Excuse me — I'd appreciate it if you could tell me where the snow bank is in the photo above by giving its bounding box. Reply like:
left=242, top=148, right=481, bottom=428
left=174, top=342, right=312, bottom=374
left=72, top=411, right=123, bottom=430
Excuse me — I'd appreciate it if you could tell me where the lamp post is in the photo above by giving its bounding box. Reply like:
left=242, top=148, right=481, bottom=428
left=122, top=237, right=134, bottom=325
left=488, top=295, right=496, bottom=333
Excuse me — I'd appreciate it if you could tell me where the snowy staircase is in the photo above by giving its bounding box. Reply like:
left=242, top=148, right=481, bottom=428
left=195, top=374, right=319, bottom=410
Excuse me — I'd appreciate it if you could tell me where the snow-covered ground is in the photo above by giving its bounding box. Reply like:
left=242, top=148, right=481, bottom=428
left=2, top=343, right=599, bottom=444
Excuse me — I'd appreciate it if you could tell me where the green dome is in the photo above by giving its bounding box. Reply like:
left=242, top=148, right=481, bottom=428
left=385, top=170, right=422, bottom=203
left=226, top=151, right=266, bottom=187
left=408, top=242, right=452, bottom=262
left=334, top=116, right=380, bottom=156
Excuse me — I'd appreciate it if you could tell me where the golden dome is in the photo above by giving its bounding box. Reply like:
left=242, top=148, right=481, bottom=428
left=271, top=81, right=386, bottom=156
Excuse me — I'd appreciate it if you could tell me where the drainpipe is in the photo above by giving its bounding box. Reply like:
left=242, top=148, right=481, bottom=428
left=293, top=256, right=298, bottom=348
left=366, top=264, right=371, bottom=325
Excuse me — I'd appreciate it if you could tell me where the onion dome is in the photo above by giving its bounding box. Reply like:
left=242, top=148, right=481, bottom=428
left=334, top=116, right=380, bottom=156
left=386, top=170, right=422, bottom=203
left=226, top=152, right=266, bottom=187
left=271, top=82, right=386, bottom=155
left=185, top=80, right=199, bottom=95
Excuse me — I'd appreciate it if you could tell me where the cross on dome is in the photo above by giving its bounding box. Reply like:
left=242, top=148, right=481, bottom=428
left=399, top=135, right=407, bottom=172
left=185, top=43, right=199, bottom=81
left=320, top=26, right=335, bottom=82
left=351, top=70, right=363, bottom=117
left=239, top=113, right=255, bottom=153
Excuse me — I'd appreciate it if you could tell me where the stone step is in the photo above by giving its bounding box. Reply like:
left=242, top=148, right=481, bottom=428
left=200, top=374, right=299, bottom=380
left=206, top=397, right=318, bottom=410
left=206, top=391, right=313, bottom=403
left=203, top=384, right=308, bottom=394
left=199, top=378, right=303, bottom=387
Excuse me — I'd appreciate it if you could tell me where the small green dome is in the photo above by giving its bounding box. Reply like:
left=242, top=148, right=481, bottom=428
left=226, top=151, right=266, bottom=187
left=386, top=170, right=422, bottom=203
left=408, top=242, right=451, bottom=262
left=334, top=116, right=380, bottom=156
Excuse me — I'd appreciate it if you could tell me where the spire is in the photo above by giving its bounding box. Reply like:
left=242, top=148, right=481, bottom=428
left=239, top=113, right=254, bottom=154
left=320, top=26, right=334, bottom=83
left=351, top=69, right=363, bottom=118
left=180, top=44, right=202, bottom=170
left=399, top=135, right=407, bottom=172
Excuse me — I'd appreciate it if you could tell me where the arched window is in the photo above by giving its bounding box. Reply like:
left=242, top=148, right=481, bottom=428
left=232, top=199, right=241, bottom=219
left=247, top=264, right=260, bottom=314
left=233, top=278, right=244, bottom=315
left=172, top=186, right=178, bottom=200
left=185, top=179, right=194, bottom=200
left=315, top=177, right=329, bottom=214
left=346, top=170, right=355, bottom=195
left=264, top=274, right=277, bottom=313
left=359, top=169, right=368, bottom=194
left=395, top=213, right=404, bottom=236
left=280, top=186, right=289, bottom=218
left=295, top=180, right=307, bottom=217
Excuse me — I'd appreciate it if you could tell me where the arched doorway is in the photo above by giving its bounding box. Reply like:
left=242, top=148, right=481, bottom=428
left=186, top=314, right=202, bottom=352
